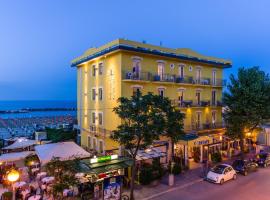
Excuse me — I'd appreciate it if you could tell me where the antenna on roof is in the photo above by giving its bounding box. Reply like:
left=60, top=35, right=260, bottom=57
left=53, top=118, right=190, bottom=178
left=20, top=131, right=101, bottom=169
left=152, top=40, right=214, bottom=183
left=142, top=40, right=146, bottom=44
left=159, top=41, right=163, bottom=46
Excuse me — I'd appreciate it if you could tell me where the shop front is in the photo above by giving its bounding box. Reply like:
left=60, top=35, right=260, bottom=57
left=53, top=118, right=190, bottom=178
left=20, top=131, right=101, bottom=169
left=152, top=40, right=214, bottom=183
left=78, top=155, right=133, bottom=200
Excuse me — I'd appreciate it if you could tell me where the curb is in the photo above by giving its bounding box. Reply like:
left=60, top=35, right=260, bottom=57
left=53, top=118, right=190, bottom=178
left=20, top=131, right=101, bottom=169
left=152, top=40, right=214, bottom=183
left=141, top=178, right=203, bottom=200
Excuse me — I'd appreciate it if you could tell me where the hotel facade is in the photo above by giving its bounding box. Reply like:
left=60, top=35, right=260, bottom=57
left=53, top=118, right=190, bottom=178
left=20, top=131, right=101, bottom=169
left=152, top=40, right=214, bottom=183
left=72, top=39, right=232, bottom=162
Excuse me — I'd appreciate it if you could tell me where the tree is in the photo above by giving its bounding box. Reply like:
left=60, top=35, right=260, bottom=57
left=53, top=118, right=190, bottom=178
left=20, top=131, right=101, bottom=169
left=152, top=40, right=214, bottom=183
left=46, top=128, right=77, bottom=143
left=223, top=67, right=270, bottom=156
left=159, top=97, right=185, bottom=161
left=111, top=92, right=167, bottom=200
left=45, top=157, right=80, bottom=198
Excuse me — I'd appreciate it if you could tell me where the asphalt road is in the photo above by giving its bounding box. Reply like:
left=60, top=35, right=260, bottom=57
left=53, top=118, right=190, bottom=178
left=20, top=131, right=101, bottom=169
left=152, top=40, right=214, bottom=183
left=151, top=167, right=270, bottom=200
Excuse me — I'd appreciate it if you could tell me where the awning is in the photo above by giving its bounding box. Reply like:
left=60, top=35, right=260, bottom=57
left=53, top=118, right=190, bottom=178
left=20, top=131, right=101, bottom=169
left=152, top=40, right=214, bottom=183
left=3, top=138, right=37, bottom=150
left=80, top=157, right=133, bottom=174
left=0, top=151, right=35, bottom=163
left=35, top=141, right=91, bottom=166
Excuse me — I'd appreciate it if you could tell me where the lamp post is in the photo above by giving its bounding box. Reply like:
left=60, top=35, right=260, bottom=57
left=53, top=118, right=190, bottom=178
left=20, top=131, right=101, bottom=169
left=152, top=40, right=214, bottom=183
left=7, top=169, right=20, bottom=200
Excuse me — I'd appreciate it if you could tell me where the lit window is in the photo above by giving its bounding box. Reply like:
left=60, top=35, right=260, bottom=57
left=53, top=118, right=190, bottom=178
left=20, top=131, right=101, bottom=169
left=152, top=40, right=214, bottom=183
left=98, top=113, right=103, bottom=125
left=98, top=88, right=103, bottom=100
left=92, top=88, right=96, bottom=100
left=98, top=63, right=104, bottom=75
left=92, top=65, right=97, bottom=76
left=92, top=112, right=96, bottom=124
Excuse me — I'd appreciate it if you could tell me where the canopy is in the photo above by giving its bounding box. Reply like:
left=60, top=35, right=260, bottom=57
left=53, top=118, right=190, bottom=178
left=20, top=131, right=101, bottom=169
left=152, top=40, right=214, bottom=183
left=0, top=151, right=35, bottom=163
left=2, top=138, right=37, bottom=150
left=35, top=141, right=91, bottom=166
left=136, top=147, right=167, bottom=161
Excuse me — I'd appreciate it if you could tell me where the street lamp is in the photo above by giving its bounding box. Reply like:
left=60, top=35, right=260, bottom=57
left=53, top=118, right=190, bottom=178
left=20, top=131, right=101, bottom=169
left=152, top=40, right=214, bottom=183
left=7, top=169, right=20, bottom=200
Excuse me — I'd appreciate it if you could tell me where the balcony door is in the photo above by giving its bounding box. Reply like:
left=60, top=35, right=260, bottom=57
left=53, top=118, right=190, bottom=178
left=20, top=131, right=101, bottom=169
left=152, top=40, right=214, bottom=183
left=179, top=64, right=184, bottom=78
left=196, top=68, right=201, bottom=84
left=178, top=90, right=184, bottom=107
left=212, top=90, right=216, bottom=106
left=196, top=112, right=202, bottom=129
left=212, top=70, right=217, bottom=85
left=158, top=62, right=165, bottom=81
left=196, top=90, right=201, bottom=106
left=132, top=59, right=141, bottom=79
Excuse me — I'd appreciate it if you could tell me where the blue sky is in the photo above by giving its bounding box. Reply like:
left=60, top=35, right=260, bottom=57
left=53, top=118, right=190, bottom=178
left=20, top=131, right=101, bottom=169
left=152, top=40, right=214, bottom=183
left=0, top=0, right=269, bottom=100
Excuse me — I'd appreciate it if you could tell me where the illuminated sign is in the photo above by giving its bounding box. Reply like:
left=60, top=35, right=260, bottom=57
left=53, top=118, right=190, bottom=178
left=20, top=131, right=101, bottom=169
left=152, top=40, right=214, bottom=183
left=90, top=155, right=118, bottom=164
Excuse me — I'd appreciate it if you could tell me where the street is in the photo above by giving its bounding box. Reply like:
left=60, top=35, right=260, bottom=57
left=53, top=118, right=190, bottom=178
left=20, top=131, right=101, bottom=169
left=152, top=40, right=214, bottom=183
left=150, top=167, right=270, bottom=200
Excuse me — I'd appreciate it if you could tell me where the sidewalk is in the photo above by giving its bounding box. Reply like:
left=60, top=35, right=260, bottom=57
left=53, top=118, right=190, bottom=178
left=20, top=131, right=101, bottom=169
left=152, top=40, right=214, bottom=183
left=123, top=166, right=204, bottom=200
left=125, top=152, right=257, bottom=200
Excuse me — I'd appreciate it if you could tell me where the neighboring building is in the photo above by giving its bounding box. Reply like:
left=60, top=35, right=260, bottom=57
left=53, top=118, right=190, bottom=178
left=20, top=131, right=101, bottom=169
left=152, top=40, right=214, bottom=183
left=72, top=39, right=232, bottom=161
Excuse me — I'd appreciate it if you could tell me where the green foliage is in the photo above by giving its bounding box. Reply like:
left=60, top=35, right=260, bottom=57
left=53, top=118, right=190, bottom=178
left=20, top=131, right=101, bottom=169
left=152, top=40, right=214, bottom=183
left=24, top=154, right=39, bottom=167
left=211, top=152, right=222, bottom=163
left=45, top=157, right=80, bottom=198
left=139, top=160, right=165, bottom=185
left=223, top=67, right=270, bottom=152
left=2, top=192, right=12, bottom=200
left=46, top=128, right=77, bottom=142
left=139, top=164, right=153, bottom=185
left=168, top=159, right=182, bottom=175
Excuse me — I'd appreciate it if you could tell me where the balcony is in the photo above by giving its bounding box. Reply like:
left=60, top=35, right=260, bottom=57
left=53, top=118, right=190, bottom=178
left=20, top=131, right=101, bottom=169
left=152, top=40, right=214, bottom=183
left=122, top=70, right=225, bottom=87
left=172, top=100, right=212, bottom=108
left=89, top=125, right=113, bottom=138
left=184, top=122, right=225, bottom=132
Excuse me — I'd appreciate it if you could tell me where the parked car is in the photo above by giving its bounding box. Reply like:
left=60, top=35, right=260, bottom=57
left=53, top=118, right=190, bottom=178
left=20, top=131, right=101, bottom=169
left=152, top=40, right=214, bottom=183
left=206, top=164, right=237, bottom=185
left=232, top=159, right=258, bottom=176
left=257, top=153, right=270, bottom=167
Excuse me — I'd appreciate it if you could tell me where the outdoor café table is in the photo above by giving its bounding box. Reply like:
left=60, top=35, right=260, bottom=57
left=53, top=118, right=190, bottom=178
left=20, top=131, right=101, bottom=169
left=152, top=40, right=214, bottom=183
left=42, top=176, right=55, bottom=183
left=14, top=181, right=27, bottom=188
left=28, top=194, right=41, bottom=200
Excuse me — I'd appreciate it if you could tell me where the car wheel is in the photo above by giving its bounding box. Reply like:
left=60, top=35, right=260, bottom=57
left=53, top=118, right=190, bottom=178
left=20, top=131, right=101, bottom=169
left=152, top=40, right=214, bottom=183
left=220, top=179, right=224, bottom=185
left=233, top=174, right=237, bottom=180
left=244, top=171, right=248, bottom=176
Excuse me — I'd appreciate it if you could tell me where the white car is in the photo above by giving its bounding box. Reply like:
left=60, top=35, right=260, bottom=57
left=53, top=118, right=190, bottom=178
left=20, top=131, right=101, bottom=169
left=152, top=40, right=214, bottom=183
left=206, top=164, right=237, bottom=185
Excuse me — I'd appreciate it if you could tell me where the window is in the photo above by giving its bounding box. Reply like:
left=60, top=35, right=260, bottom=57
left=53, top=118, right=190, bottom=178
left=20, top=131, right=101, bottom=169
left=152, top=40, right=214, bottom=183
left=196, top=112, right=201, bottom=129
left=98, top=113, right=103, bottom=125
left=132, top=59, right=141, bottom=79
left=98, top=63, right=104, bottom=75
left=93, top=137, right=97, bottom=150
left=92, top=65, right=97, bottom=76
left=195, top=91, right=201, bottom=105
left=158, top=62, right=165, bottom=80
left=212, top=111, right=216, bottom=124
left=92, top=88, right=96, bottom=100
left=92, top=112, right=96, bottom=124
left=178, top=90, right=184, bottom=107
left=196, top=68, right=201, bottom=83
left=158, top=88, right=165, bottom=97
left=212, top=90, right=216, bottom=105
left=132, top=87, right=141, bottom=96
left=98, top=88, right=103, bottom=100
left=212, top=70, right=217, bottom=85
left=179, top=64, right=185, bottom=78
left=88, top=136, right=92, bottom=148
left=99, top=140, right=104, bottom=154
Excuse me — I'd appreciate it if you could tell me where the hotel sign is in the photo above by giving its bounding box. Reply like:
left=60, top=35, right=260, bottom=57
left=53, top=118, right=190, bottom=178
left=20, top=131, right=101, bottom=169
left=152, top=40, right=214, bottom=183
left=194, top=140, right=209, bottom=146
left=90, top=155, right=118, bottom=164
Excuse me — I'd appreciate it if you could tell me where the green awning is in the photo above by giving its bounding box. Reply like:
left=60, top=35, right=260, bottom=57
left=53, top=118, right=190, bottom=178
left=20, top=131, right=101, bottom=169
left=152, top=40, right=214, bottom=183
left=91, top=162, right=132, bottom=174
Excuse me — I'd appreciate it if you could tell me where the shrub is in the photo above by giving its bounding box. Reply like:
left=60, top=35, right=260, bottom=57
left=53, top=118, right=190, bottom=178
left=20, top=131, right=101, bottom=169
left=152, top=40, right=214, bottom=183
left=211, top=152, right=222, bottom=163
left=139, top=164, right=153, bottom=185
left=2, top=192, right=12, bottom=200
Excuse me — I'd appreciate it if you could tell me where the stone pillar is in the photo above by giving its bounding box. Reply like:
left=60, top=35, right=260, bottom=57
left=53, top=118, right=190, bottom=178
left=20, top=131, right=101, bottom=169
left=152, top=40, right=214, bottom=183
left=184, top=145, right=189, bottom=167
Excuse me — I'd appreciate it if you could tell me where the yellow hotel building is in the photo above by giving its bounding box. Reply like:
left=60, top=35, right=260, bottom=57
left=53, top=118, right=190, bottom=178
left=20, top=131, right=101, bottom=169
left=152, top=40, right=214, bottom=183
left=71, top=39, right=232, bottom=161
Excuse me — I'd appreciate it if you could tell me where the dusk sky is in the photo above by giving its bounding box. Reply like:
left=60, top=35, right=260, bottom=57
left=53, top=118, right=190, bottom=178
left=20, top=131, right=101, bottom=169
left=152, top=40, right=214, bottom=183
left=0, top=0, right=270, bottom=100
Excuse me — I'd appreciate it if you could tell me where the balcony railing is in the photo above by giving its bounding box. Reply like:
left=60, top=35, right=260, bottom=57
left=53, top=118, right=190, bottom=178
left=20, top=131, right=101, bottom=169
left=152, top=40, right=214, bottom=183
left=89, top=125, right=113, bottom=138
left=184, top=122, right=225, bottom=131
left=172, top=100, right=215, bottom=108
left=122, top=70, right=225, bottom=87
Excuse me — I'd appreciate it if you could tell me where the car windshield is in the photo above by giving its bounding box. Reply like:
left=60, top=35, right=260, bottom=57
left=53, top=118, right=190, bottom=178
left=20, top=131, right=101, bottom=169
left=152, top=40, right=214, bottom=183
left=211, top=165, right=227, bottom=174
